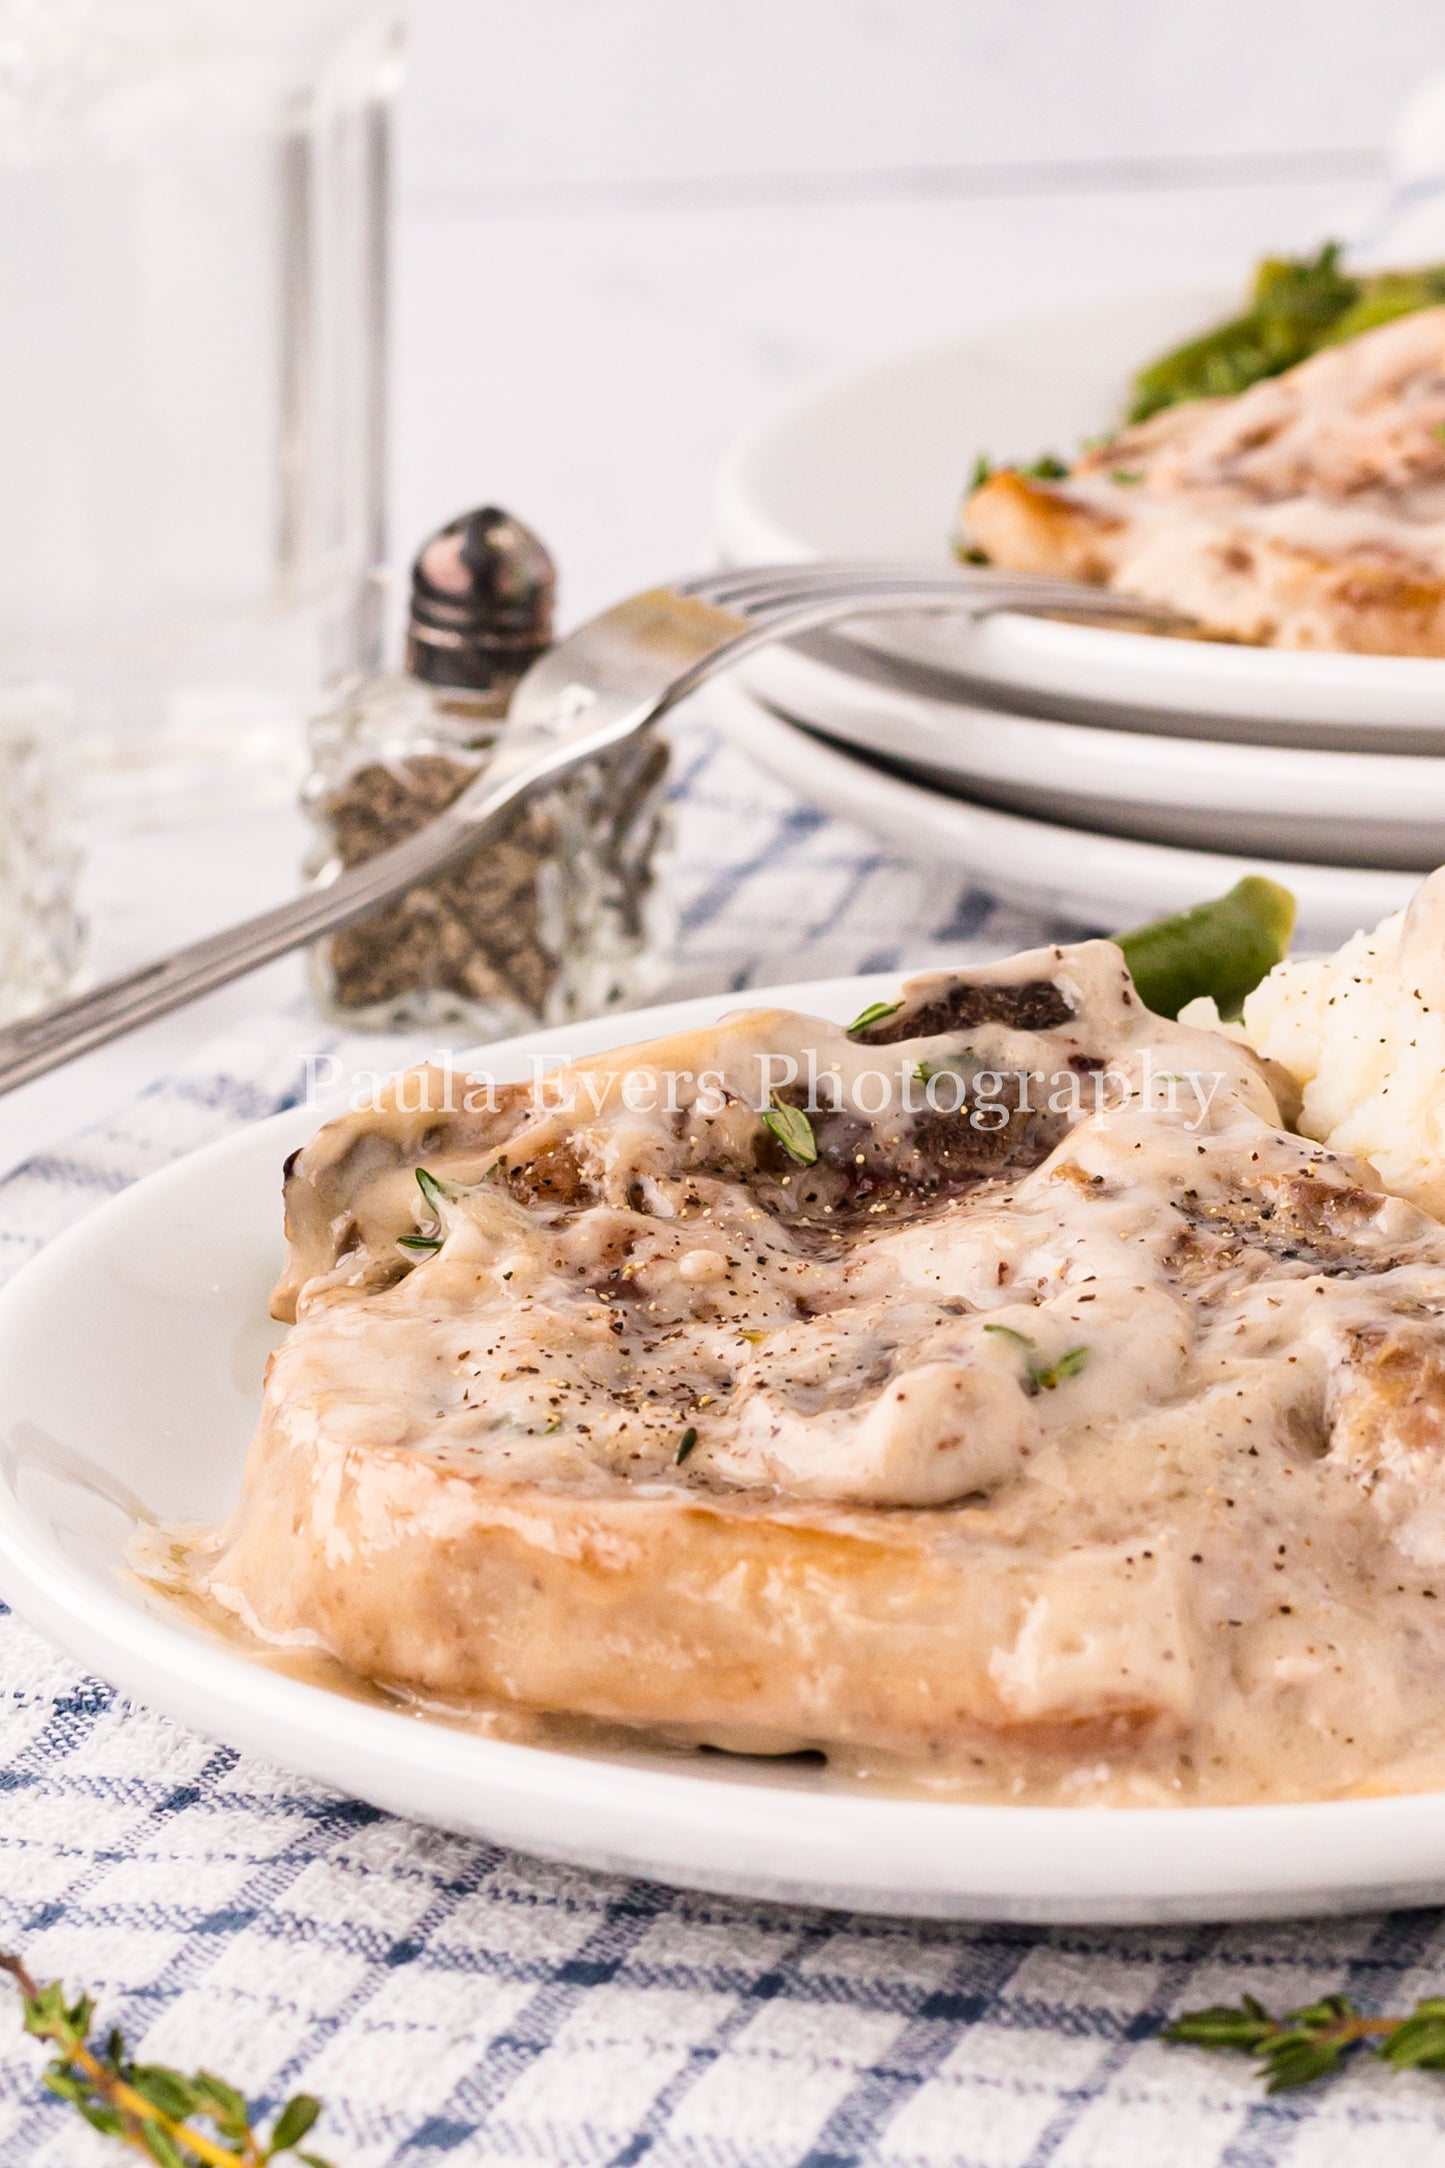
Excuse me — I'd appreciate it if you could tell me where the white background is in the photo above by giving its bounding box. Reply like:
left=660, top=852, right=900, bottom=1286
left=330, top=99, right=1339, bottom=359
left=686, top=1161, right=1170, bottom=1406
left=5, top=0, right=1444, bottom=1171
left=392, top=0, right=1441, bottom=611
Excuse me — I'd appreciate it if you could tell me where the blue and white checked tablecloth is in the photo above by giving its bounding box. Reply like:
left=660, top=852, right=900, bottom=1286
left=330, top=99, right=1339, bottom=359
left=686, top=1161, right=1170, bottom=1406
left=5, top=713, right=1445, bottom=2168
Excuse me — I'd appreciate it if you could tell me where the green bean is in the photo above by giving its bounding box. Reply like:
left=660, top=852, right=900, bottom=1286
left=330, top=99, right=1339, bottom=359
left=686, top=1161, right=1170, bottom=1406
left=1115, top=876, right=1296, bottom=1021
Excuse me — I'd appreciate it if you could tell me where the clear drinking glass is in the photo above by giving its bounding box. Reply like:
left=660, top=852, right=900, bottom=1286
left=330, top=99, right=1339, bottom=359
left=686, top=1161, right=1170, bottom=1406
left=0, top=0, right=403, bottom=834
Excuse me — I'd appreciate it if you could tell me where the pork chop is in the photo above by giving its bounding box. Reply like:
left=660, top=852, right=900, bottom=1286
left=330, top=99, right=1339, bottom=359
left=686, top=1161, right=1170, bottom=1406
left=145, top=941, right=1445, bottom=1803
left=960, top=306, right=1445, bottom=653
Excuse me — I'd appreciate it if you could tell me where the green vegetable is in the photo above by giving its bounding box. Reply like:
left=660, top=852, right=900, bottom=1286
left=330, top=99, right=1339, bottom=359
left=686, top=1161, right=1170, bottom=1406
left=1115, top=875, right=1295, bottom=1021
left=1323, top=265, right=1445, bottom=346
left=1165, top=1987, right=1445, bottom=2094
left=415, top=1165, right=461, bottom=1211
left=982, top=1323, right=1032, bottom=1353
left=0, top=1947, right=335, bottom=2166
left=400, top=1164, right=479, bottom=1258
left=1033, top=1345, right=1088, bottom=1390
left=982, top=1323, right=1089, bottom=1396
left=1021, top=452, right=1069, bottom=479
left=1127, top=242, right=1445, bottom=422
left=1128, top=243, right=1356, bottom=420
left=762, top=1099, right=818, bottom=1165
left=847, top=998, right=901, bottom=1035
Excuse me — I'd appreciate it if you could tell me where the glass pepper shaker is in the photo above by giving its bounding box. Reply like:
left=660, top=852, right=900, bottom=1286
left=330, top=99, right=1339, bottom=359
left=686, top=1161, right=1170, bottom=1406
left=303, top=507, right=674, bottom=1035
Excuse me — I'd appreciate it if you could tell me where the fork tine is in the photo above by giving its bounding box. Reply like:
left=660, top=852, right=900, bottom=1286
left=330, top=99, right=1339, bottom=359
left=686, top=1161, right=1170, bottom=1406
left=677, top=560, right=1180, bottom=626
left=682, top=562, right=966, bottom=610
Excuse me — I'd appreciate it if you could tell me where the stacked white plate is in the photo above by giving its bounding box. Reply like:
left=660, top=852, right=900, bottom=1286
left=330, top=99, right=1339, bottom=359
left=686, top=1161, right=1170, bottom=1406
left=712, top=287, right=1445, bottom=943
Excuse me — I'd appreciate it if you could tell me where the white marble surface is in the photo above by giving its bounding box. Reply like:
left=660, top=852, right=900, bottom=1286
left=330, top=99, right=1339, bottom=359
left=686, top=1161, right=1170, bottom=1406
left=0, top=0, right=1436, bottom=1174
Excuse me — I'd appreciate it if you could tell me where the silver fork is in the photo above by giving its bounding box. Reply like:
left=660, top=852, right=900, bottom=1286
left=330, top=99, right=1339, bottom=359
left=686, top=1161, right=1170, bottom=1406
left=0, top=563, right=1181, bottom=1095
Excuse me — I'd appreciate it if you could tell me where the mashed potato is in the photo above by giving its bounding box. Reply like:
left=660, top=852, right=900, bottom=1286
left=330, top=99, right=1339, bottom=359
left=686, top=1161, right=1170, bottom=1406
left=1183, top=868, right=1445, bottom=1216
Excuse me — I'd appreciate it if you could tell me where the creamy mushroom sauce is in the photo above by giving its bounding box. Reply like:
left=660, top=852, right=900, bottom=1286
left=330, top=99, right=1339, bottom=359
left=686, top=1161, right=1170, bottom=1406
left=150, top=941, right=1445, bottom=1805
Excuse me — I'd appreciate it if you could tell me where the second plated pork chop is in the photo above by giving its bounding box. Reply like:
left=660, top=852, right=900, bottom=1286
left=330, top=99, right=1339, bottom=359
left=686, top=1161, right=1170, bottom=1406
left=961, top=306, right=1445, bottom=653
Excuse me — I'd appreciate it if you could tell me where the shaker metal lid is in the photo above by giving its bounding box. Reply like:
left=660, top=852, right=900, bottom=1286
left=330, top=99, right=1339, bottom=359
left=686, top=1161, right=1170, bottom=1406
left=406, top=506, right=556, bottom=689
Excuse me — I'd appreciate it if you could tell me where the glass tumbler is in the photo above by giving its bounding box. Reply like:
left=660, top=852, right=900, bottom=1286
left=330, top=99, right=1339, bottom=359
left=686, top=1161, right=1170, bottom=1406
left=0, top=0, right=403, bottom=840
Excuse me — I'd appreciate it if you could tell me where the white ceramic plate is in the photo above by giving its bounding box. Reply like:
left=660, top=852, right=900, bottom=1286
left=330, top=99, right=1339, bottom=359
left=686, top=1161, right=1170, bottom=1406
left=12, top=989, right=1445, bottom=1923
left=714, top=288, right=1445, bottom=749
left=740, top=638, right=1445, bottom=870
left=711, top=675, right=1418, bottom=944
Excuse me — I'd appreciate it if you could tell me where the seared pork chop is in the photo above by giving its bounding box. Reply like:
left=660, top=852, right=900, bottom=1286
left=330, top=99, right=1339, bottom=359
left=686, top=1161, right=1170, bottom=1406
left=961, top=306, right=1445, bottom=653
left=148, top=942, right=1445, bottom=1803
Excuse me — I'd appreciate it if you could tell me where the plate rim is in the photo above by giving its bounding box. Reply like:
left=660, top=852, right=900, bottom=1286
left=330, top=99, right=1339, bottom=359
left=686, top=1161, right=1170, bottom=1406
left=739, top=639, right=1445, bottom=817
left=708, top=673, right=1420, bottom=939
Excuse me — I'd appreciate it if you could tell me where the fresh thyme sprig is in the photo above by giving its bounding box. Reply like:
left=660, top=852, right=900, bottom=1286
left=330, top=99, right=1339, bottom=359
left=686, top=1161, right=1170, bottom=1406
left=0, top=1951, right=334, bottom=2166
left=1165, top=1989, right=1445, bottom=2093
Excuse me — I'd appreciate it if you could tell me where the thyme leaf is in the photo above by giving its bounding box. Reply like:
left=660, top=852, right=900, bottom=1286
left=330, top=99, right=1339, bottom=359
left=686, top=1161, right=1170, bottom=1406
left=402, top=1165, right=478, bottom=1255
left=846, top=999, right=901, bottom=1036
left=415, top=1166, right=457, bottom=1212
left=914, top=1055, right=971, bottom=1087
left=982, top=1324, right=1089, bottom=1396
left=1377, top=1996, right=1445, bottom=2069
left=968, top=454, right=993, bottom=491
left=1160, top=1987, right=1445, bottom=2094
left=1, top=1947, right=334, bottom=2164
left=981, top=1323, right=1033, bottom=1353
left=270, top=2097, right=324, bottom=2151
left=675, top=1426, right=699, bottom=1464
left=1022, top=452, right=1069, bottom=479
left=762, top=1100, right=817, bottom=1166
left=1032, top=1345, right=1089, bottom=1391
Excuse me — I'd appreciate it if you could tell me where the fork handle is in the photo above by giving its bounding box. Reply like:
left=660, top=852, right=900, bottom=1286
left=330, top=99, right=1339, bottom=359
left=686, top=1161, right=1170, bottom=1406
left=0, top=574, right=1169, bottom=1096
left=0, top=738, right=586, bottom=1094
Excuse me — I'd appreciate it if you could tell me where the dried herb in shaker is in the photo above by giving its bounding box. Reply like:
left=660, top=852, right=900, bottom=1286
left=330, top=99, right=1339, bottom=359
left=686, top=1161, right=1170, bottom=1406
left=304, top=507, right=673, bottom=1033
